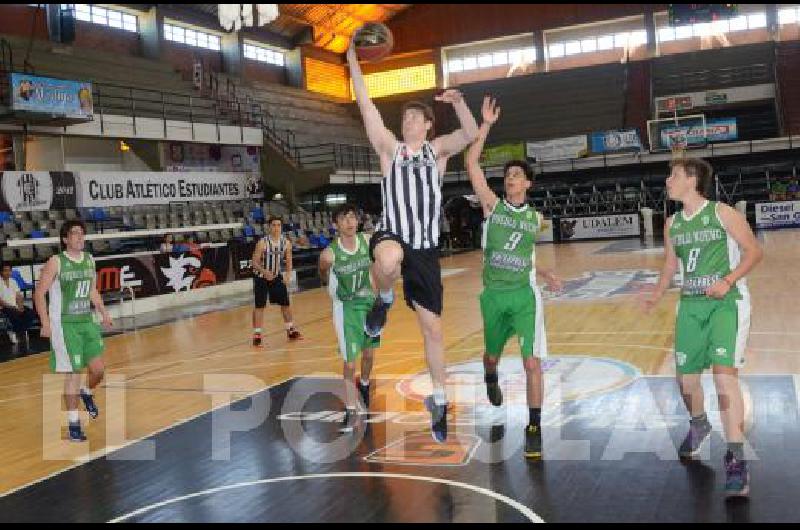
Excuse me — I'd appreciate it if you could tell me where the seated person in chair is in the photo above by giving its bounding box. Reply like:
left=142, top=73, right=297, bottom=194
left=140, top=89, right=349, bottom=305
left=1, top=263, right=38, bottom=344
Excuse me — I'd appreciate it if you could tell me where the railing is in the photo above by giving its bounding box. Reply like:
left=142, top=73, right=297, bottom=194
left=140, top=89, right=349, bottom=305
left=0, top=38, right=11, bottom=104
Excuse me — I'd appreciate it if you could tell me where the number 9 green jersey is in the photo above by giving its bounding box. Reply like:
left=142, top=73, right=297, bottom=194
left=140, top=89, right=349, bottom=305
left=481, top=199, right=542, bottom=290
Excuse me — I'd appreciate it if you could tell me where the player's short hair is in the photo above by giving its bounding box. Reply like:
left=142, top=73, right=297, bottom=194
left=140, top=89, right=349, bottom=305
left=401, top=101, right=435, bottom=140
left=267, top=216, right=283, bottom=225
left=504, top=160, right=534, bottom=182
left=671, top=157, right=714, bottom=198
left=59, top=219, right=87, bottom=250
left=333, top=203, right=358, bottom=222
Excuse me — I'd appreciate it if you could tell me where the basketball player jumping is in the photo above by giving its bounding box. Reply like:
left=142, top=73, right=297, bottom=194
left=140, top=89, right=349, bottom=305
left=347, top=34, right=479, bottom=442
left=34, top=220, right=113, bottom=442
left=319, top=203, right=379, bottom=433
left=252, top=216, right=302, bottom=346
left=642, top=158, right=762, bottom=497
left=466, top=96, right=562, bottom=459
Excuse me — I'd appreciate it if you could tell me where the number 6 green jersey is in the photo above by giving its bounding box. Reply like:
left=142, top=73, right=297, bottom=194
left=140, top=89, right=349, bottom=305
left=669, top=200, right=744, bottom=299
left=482, top=199, right=542, bottom=290
left=50, top=252, right=96, bottom=323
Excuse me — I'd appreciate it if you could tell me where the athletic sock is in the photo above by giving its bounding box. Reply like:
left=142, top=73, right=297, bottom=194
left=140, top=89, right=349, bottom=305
left=284, top=322, right=294, bottom=330
left=81, top=387, right=92, bottom=397
left=690, top=412, right=709, bottom=425
left=484, top=371, right=499, bottom=385
left=68, top=411, right=80, bottom=424
left=253, top=328, right=262, bottom=335
left=379, top=290, right=394, bottom=304
left=728, top=442, right=745, bottom=461
left=529, top=408, right=541, bottom=428
left=433, top=388, right=447, bottom=406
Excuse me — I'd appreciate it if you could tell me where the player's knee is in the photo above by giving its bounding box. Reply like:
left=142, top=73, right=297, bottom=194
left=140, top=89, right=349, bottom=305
left=523, top=357, right=541, bottom=373
left=374, top=246, right=402, bottom=276
left=483, top=354, right=498, bottom=368
left=422, top=321, right=443, bottom=344
left=89, top=360, right=105, bottom=380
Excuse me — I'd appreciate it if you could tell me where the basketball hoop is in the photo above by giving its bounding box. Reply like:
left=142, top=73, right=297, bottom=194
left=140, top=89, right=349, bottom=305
left=670, top=131, right=688, bottom=159
left=218, top=4, right=279, bottom=32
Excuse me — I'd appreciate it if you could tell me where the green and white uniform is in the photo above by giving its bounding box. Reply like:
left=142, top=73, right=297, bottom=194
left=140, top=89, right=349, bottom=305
left=669, top=201, right=750, bottom=374
left=328, top=234, right=380, bottom=362
left=480, top=199, right=547, bottom=359
left=48, top=252, right=104, bottom=373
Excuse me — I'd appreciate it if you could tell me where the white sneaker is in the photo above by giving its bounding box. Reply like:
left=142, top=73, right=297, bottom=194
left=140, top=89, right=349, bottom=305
left=8, top=331, right=18, bottom=345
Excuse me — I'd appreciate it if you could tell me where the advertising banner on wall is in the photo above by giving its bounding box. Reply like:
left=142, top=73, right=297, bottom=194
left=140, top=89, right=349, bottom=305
left=95, top=246, right=232, bottom=298
left=0, top=171, right=78, bottom=212
left=161, top=142, right=261, bottom=173
left=477, top=142, right=527, bottom=166
left=755, top=201, right=800, bottom=229
left=559, top=214, right=640, bottom=241
left=526, top=135, right=588, bottom=162
left=538, top=217, right=554, bottom=243
left=10, top=73, right=93, bottom=118
left=230, top=240, right=258, bottom=280
left=77, top=171, right=252, bottom=207
left=660, top=117, right=738, bottom=148
left=590, top=129, right=642, bottom=154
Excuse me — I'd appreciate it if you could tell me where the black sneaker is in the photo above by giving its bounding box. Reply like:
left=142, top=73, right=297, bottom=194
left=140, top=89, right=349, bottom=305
left=524, top=424, right=542, bottom=460
left=678, top=419, right=712, bottom=458
left=365, top=297, right=391, bottom=338
left=724, top=451, right=750, bottom=497
left=339, top=408, right=359, bottom=433
left=68, top=421, right=87, bottom=442
left=486, top=380, right=503, bottom=407
left=358, top=379, right=370, bottom=409
left=424, top=395, right=448, bottom=443
left=80, top=389, right=99, bottom=420
left=252, top=333, right=262, bottom=347
left=287, top=327, right=303, bottom=341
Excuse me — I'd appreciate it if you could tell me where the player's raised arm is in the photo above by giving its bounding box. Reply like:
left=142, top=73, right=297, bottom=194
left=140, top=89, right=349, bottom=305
left=347, top=40, right=397, bottom=159
left=466, top=96, right=501, bottom=217
left=431, top=89, right=480, bottom=160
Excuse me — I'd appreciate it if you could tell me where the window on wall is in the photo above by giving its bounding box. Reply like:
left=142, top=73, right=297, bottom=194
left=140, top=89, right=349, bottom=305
left=548, top=30, right=647, bottom=59
left=779, top=6, right=800, bottom=25
left=447, top=47, right=535, bottom=73
left=61, top=4, right=138, bottom=32
left=352, top=64, right=437, bottom=99
left=164, top=22, right=221, bottom=51
left=657, top=11, right=768, bottom=42
left=243, top=43, right=285, bottom=66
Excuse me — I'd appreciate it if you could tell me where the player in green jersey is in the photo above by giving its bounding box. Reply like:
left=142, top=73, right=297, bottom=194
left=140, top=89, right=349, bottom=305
left=466, top=96, right=563, bottom=459
left=34, top=220, right=113, bottom=443
left=642, top=157, right=763, bottom=497
left=319, top=203, right=380, bottom=433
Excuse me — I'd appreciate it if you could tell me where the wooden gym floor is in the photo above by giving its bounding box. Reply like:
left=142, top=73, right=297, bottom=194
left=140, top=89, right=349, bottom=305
left=1, top=230, right=798, bottom=522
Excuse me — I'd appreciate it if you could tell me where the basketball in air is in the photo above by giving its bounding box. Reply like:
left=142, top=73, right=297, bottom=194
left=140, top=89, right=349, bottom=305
left=353, top=22, right=394, bottom=63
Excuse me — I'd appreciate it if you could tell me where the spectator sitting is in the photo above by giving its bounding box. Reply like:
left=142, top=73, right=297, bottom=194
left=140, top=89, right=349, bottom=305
left=185, top=236, right=201, bottom=253
left=160, top=234, right=175, bottom=253
left=1, top=263, right=38, bottom=345
left=296, top=233, right=311, bottom=249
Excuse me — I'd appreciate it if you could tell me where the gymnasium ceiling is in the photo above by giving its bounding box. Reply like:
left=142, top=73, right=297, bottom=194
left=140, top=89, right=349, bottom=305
left=152, top=4, right=411, bottom=53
